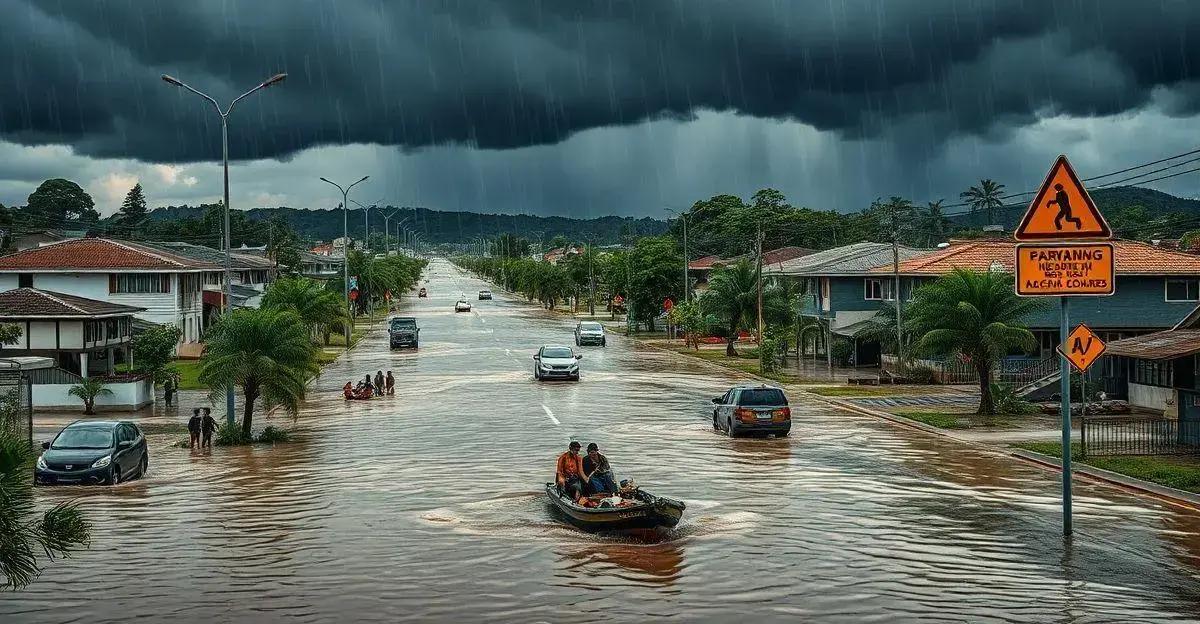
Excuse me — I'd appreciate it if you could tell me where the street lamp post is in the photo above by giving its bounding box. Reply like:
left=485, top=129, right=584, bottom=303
left=320, top=176, right=370, bottom=344
left=665, top=208, right=689, bottom=302
left=162, top=71, right=287, bottom=428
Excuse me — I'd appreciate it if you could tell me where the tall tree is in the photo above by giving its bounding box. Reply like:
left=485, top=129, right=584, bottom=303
left=25, top=179, right=99, bottom=225
left=905, top=269, right=1041, bottom=415
left=117, top=183, right=148, bottom=226
left=922, top=200, right=948, bottom=246
left=198, top=308, right=319, bottom=439
left=959, top=179, right=1007, bottom=224
left=701, top=259, right=759, bottom=356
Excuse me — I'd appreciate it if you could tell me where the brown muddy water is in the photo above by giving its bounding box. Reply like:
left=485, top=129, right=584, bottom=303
left=5, top=259, right=1200, bottom=623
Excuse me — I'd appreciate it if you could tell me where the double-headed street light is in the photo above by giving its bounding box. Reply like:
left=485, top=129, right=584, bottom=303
left=320, top=176, right=370, bottom=344
left=161, top=71, right=286, bottom=427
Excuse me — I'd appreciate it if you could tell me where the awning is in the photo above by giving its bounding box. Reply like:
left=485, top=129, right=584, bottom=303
left=1105, top=329, right=1200, bottom=360
left=831, top=318, right=879, bottom=338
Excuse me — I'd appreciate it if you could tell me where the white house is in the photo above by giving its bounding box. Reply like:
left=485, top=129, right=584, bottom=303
left=0, top=238, right=222, bottom=350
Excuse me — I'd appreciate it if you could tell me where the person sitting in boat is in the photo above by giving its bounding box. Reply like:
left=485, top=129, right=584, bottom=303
left=583, top=443, right=616, bottom=494
left=343, top=382, right=354, bottom=400
left=555, top=441, right=586, bottom=502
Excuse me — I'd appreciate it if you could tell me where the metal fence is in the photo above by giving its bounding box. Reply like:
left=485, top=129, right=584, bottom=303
left=881, top=354, right=1057, bottom=386
left=0, top=370, right=33, bottom=449
left=1081, top=416, right=1200, bottom=457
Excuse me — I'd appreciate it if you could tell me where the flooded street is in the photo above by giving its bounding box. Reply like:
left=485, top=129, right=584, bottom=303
left=6, top=258, right=1200, bottom=623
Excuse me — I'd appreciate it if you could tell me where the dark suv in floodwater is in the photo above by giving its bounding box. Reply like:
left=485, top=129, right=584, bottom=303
left=389, top=316, right=420, bottom=348
left=711, top=385, right=791, bottom=437
left=36, top=420, right=148, bottom=485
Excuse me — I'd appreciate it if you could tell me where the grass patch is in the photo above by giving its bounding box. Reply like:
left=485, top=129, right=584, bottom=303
left=672, top=348, right=799, bottom=384
left=256, top=426, right=291, bottom=444
left=1013, top=442, right=1200, bottom=494
left=897, top=411, right=969, bottom=429
left=169, top=359, right=205, bottom=390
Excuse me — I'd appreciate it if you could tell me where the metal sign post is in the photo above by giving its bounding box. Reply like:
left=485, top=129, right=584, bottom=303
left=1014, top=154, right=1115, bottom=537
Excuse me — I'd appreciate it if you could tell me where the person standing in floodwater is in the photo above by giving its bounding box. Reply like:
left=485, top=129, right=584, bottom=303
left=200, top=408, right=218, bottom=448
left=374, top=370, right=385, bottom=396
left=385, top=371, right=395, bottom=395
left=187, top=408, right=202, bottom=449
left=1049, top=183, right=1084, bottom=230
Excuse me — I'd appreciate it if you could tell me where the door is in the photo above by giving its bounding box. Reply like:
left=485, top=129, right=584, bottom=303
left=115, top=425, right=137, bottom=475
left=1179, top=389, right=1200, bottom=446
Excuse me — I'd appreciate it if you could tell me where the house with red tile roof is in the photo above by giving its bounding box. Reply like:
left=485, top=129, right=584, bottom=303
left=0, top=238, right=225, bottom=350
left=872, top=239, right=1200, bottom=356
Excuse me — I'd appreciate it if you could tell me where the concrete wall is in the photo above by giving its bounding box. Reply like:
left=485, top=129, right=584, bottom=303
left=32, top=377, right=154, bottom=411
left=1128, top=382, right=1178, bottom=417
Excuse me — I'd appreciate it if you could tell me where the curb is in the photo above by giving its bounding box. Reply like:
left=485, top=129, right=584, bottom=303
left=1011, top=448, right=1200, bottom=510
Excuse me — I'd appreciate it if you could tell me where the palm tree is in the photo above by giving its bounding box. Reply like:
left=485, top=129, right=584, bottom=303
left=905, top=269, right=1041, bottom=415
left=262, top=277, right=348, bottom=344
left=923, top=200, right=948, bottom=245
left=199, top=308, right=319, bottom=439
left=68, top=378, right=112, bottom=415
left=702, top=260, right=759, bottom=356
left=959, top=179, right=1007, bottom=224
left=0, top=429, right=91, bottom=589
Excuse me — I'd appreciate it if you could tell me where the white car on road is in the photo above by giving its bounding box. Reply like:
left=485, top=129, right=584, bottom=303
left=454, top=300, right=472, bottom=312
left=533, top=345, right=582, bottom=381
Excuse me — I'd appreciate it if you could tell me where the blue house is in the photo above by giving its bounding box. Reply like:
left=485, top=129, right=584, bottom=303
left=876, top=239, right=1200, bottom=356
left=764, top=242, right=926, bottom=365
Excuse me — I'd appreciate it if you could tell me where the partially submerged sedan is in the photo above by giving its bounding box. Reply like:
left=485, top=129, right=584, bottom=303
left=533, top=345, right=582, bottom=381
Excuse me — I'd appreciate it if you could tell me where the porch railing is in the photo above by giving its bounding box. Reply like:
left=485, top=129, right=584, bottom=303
left=881, top=354, right=1058, bottom=386
left=1081, top=416, right=1200, bottom=457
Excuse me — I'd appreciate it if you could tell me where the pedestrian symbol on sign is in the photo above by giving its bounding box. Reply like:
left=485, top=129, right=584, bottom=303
left=1014, top=155, right=1112, bottom=241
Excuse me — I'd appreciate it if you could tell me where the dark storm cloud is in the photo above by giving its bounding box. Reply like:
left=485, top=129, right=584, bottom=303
left=1, top=0, right=1199, bottom=164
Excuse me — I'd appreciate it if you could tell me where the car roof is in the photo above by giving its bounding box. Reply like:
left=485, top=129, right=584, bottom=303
left=540, top=344, right=573, bottom=350
left=65, top=420, right=123, bottom=428
left=730, top=384, right=783, bottom=391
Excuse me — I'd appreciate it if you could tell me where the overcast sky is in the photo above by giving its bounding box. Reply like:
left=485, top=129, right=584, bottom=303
left=3, top=1, right=1200, bottom=219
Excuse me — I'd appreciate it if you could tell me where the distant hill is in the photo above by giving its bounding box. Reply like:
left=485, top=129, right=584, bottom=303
left=947, top=185, right=1200, bottom=234
left=146, top=205, right=668, bottom=245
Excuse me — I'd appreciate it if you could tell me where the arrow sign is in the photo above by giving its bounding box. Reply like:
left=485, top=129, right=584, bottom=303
left=1015, top=155, right=1112, bottom=241
left=1056, top=323, right=1107, bottom=372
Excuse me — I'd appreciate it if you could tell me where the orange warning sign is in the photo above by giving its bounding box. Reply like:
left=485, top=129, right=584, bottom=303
left=1014, top=155, right=1112, bottom=241
left=1015, top=243, right=1115, bottom=296
left=1056, top=324, right=1106, bottom=372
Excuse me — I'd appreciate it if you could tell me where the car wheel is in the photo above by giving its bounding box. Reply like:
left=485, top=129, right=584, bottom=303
left=107, top=465, right=121, bottom=485
left=572, top=374, right=580, bottom=381
left=534, top=369, right=541, bottom=380
left=137, top=455, right=148, bottom=479
left=726, top=420, right=737, bottom=438
left=776, top=430, right=790, bottom=438
left=601, top=338, right=606, bottom=347
left=713, top=415, right=720, bottom=430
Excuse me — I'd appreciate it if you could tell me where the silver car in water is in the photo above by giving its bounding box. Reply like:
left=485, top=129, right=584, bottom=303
left=533, top=345, right=582, bottom=381
left=574, top=321, right=606, bottom=346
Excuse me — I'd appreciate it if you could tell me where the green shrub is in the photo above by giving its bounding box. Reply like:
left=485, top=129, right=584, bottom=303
left=758, top=338, right=781, bottom=374
left=992, top=383, right=1037, bottom=415
left=257, top=426, right=291, bottom=444
left=214, top=422, right=253, bottom=446
left=900, top=363, right=938, bottom=384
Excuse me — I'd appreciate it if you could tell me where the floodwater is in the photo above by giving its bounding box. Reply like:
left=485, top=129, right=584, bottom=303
left=6, top=258, right=1200, bottom=623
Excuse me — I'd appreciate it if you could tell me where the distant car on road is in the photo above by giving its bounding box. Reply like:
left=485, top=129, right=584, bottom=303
left=478, top=290, right=493, bottom=300
left=574, top=321, right=606, bottom=346
left=455, top=300, right=472, bottom=312
left=388, top=316, right=419, bottom=348
left=534, top=345, right=582, bottom=381
left=36, top=420, right=148, bottom=485
left=711, top=385, right=791, bottom=437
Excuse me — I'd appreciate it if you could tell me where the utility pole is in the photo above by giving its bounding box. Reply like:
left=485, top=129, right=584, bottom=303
left=756, top=222, right=765, bottom=344
left=320, top=176, right=370, bottom=344
left=891, top=206, right=904, bottom=367
left=588, top=241, right=596, bottom=317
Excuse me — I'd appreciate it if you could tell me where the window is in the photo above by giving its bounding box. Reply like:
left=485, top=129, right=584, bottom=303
left=1133, top=359, right=1174, bottom=387
left=1166, top=279, right=1200, bottom=302
left=865, top=279, right=897, bottom=301
left=865, top=279, right=884, bottom=300
left=17, top=274, right=32, bottom=288
left=106, top=319, right=118, bottom=339
left=110, top=274, right=171, bottom=294
left=736, top=388, right=788, bottom=406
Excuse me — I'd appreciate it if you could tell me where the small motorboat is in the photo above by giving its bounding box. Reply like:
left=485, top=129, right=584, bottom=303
left=544, top=483, right=685, bottom=532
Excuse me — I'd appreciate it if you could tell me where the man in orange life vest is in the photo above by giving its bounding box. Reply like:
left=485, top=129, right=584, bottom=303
left=555, top=441, right=586, bottom=501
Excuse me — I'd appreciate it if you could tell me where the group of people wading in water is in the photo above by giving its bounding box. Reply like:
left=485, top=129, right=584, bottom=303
left=343, top=370, right=395, bottom=400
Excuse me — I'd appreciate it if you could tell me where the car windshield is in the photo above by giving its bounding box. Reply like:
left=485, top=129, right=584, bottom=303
left=738, top=389, right=787, bottom=406
left=390, top=319, right=416, bottom=329
left=51, top=426, right=114, bottom=449
left=542, top=347, right=574, bottom=358
left=580, top=323, right=602, bottom=331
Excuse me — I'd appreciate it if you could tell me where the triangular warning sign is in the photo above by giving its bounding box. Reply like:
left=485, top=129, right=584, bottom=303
left=1015, top=155, right=1112, bottom=241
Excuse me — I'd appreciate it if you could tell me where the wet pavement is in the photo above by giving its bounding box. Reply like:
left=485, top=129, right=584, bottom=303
left=6, top=258, right=1200, bottom=623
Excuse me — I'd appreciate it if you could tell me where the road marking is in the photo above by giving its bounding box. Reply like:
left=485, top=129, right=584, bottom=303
left=542, top=404, right=560, bottom=425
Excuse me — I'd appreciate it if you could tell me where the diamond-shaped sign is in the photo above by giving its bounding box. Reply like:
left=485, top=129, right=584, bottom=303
left=1056, top=323, right=1106, bottom=372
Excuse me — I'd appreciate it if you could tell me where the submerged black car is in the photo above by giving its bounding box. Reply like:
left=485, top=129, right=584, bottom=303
left=36, top=420, right=148, bottom=485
